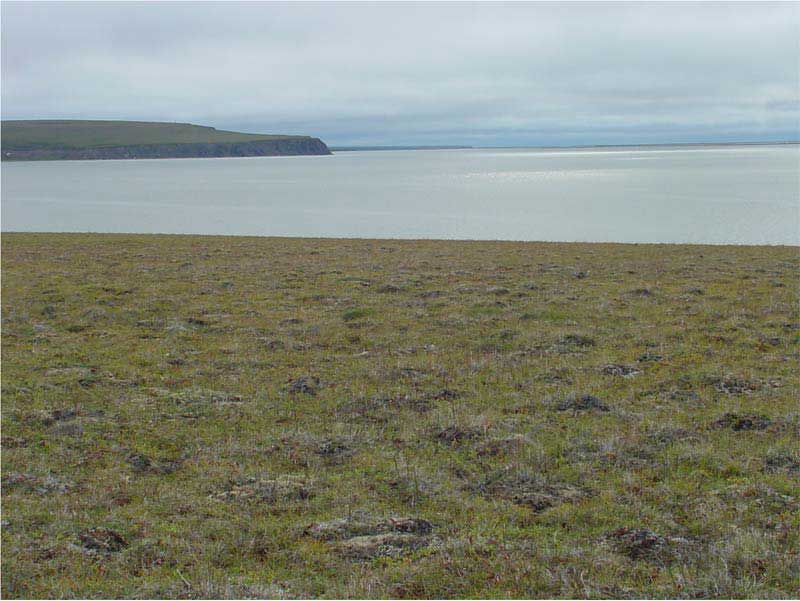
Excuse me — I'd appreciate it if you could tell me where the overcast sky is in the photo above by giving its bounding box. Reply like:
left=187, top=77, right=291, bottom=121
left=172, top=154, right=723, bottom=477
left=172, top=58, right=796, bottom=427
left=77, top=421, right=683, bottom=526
left=2, top=1, right=798, bottom=146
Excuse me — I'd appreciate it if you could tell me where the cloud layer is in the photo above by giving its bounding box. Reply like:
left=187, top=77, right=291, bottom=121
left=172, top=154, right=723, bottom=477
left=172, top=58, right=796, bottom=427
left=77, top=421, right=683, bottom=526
left=2, top=1, right=798, bottom=146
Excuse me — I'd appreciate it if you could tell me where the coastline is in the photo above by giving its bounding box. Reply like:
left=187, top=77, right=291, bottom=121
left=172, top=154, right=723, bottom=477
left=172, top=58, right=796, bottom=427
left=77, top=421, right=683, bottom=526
left=2, top=231, right=797, bottom=248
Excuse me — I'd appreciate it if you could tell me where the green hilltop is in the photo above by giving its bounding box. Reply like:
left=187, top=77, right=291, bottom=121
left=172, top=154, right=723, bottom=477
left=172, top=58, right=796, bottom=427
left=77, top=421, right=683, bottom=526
left=1, top=120, right=331, bottom=160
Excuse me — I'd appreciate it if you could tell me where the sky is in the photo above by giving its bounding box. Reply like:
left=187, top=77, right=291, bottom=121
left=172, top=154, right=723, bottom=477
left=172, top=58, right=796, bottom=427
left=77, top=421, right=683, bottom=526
left=2, top=1, right=798, bottom=147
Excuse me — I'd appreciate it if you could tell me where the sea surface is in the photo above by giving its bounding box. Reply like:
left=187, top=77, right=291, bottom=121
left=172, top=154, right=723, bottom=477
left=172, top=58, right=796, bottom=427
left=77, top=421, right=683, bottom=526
left=2, top=144, right=798, bottom=244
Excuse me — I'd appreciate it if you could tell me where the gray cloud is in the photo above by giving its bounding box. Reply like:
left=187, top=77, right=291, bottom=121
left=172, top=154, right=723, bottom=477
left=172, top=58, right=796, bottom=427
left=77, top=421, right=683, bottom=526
left=2, top=1, right=798, bottom=145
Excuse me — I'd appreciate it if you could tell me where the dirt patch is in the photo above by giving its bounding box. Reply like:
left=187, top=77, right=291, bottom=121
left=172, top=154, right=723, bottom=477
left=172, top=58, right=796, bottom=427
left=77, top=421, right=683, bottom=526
left=667, top=389, right=700, bottom=402
left=474, top=470, right=588, bottom=512
left=558, top=334, right=595, bottom=348
left=212, top=476, right=313, bottom=503
left=287, top=375, right=320, bottom=396
left=763, top=453, right=800, bottom=475
left=314, top=439, right=354, bottom=463
left=306, top=515, right=433, bottom=540
left=127, top=453, right=182, bottom=475
left=169, top=388, right=245, bottom=405
left=44, top=367, right=93, bottom=378
left=434, top=425, right=482, bottom=445
left=645, top=427, right=699, bottom=447
left=39, top=408, right=80, bottom=424
left=427, top=388, right=461, bottom=401
left=718, top=483, right=798, bottom=513
left=2, top=472, right=74, bottom=494
left=78, top=527, right=128, bottom=554
left=339, top=393, right=437, bottom=422
left=338, top=533, right=431, bottom=559
left=43, top=366, right=100, bottom=387
left=381, top=394, right=434, bottom=412
left=305, top=515, right=435, bottom=560
left=711, top=412, right=772, bottom=431
left=390, top=367, right=429, bottom=381
left=709, top=376, right=763, bottom=395
left=476, top=435, right=527, bottom=458
left=683, top=287, right=705, bottom=295
left=605, top=527, right=691, bottom=563
left=266, top=433, right=356, bottom=467
left=488, top=286, right=510, bottom=296
left=600, top=364, right=642, bottom=378
left=556, top=394, right=610, bottom=412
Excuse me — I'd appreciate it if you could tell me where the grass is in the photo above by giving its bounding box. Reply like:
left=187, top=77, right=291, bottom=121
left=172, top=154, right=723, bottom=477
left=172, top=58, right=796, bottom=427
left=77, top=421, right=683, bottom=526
left=1, top=121, right=309, bottom=150
left=1, top=232, right=798, bottom=598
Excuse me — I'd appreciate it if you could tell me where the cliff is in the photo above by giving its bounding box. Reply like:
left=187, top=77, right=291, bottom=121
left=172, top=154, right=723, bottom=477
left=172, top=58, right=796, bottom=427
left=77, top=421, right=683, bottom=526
left=1, top=120, right=331, bottom=161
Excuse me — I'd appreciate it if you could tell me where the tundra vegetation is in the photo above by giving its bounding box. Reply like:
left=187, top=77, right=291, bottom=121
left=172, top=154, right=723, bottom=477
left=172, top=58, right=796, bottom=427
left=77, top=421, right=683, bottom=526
left=1, top=233, right=798, bottom=598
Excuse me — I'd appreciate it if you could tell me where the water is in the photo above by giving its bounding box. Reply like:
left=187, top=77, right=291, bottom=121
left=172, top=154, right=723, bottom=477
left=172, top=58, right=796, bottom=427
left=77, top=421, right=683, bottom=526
left=2, top=145, right=798, bottom=244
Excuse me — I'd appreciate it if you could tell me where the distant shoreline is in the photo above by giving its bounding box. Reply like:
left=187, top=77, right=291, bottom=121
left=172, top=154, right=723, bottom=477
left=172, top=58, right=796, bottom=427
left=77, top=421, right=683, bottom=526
left=2, top=231, right=796, bottom=249
left=332, top=140, right=798, bottom=152
left=483, top=140, right=799, bottom=150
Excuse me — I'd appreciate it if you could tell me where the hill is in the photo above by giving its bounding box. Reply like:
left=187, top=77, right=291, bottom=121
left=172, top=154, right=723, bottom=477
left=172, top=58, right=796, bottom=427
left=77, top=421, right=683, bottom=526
left=1, top=120, right=331, bottom=160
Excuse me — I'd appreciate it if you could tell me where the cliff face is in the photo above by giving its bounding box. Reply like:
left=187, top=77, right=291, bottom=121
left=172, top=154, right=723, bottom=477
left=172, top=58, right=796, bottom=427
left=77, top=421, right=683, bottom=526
left=2, top=137, right=331, bottom=161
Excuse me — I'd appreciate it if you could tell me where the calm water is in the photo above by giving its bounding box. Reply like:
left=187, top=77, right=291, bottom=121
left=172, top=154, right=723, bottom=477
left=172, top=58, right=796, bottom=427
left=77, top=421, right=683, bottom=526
left=2, top=145, right=798, bottom=244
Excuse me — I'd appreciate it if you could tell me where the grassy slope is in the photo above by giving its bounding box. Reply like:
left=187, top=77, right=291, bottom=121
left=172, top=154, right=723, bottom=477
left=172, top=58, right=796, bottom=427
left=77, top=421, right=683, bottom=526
left=1, top=233, right=798, bottom=599
left=1, top=121, right=307, bottom=149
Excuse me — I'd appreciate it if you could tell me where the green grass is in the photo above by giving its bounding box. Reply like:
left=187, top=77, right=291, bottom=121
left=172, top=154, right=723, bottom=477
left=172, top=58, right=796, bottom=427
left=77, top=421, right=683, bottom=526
left=1, top=233, right=798, bottom=598
left=1, top=120, right=308, bottom=150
